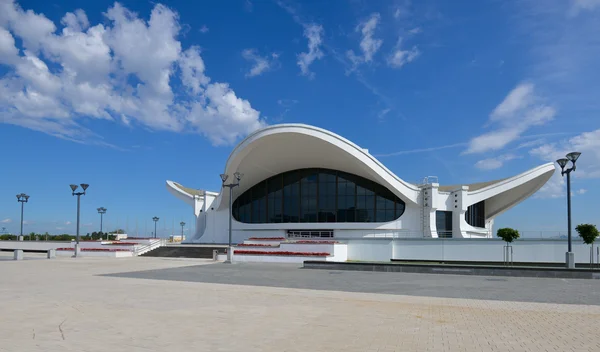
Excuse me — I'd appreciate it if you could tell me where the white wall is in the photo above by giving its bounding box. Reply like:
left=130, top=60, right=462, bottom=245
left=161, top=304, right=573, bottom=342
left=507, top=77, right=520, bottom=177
left=392, top=238, right=596, bottom=264
left=346, top=239, right=393, bottom=262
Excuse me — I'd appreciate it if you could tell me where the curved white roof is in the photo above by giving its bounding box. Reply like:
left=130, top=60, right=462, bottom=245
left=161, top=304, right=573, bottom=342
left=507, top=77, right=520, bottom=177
left=168, top=124, right=556, bottom=216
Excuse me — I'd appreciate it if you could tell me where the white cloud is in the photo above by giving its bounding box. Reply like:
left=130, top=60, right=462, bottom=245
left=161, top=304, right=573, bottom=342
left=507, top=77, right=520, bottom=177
left=377, top=108, right=391, bottom=121
left=0, top=1, right=265, bottom=146
left=199, top=25, right=209, bottom=33
left=179, top=46, right=209, bottom=95
left=515, top=1, right=600, bottom=122
left=65, top=221, right=72, bottom=225
left=475, top=154, right=521, bottom=170
left=1, top=218, right=11, bottom=223
left=569, top=0, right=600, bottom=16
left=346, top=13, right=383, bottom=70
left=358, top=13, right=382, bottom=62
left=393, top=0, right=412, bottom=19
left=297, top=24, right=324, bottom=78
left=0, top=27, right=19, bottom=65
left=530, top=129, right=600, bottom=179
left=387, top=46, right=420, bottom=69
left=534, top=171, right=565, bottom=199
left=528, top=129, right=600, bottom=198
left=464, top=82, right=556, bottom=154
left=242, top=49, right=279, bottom=77
left=61, top=9, right=89, bottom=32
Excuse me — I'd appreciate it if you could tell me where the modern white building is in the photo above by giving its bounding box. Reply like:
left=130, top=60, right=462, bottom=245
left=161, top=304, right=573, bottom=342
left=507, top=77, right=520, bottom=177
left=167, top=124, right=555, bottom=244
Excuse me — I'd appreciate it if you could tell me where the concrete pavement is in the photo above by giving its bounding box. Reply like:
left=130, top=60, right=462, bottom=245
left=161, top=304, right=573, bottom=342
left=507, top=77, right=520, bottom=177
left=1, top=253, right=599, bottom=352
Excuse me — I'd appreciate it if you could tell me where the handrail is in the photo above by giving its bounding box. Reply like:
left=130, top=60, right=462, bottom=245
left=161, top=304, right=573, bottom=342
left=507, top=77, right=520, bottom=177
left=132, top=239, right=166, bottom=256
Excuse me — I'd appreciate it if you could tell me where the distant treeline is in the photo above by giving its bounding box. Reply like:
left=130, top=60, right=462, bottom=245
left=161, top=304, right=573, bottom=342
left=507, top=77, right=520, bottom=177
left=0, top=231, right=118, bottom=241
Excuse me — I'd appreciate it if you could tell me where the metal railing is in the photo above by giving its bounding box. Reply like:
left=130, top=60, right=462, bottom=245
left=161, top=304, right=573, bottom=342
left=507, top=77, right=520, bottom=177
left=132, top=238, right=167, bottom=256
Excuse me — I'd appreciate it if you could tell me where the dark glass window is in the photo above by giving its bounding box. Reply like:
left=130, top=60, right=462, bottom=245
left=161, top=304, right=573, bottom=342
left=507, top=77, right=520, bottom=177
left=232, top=168, right=406, bottom=224
left=465, top=201, right=485, bottom=228
left=436, top=211, right=453, bottom=238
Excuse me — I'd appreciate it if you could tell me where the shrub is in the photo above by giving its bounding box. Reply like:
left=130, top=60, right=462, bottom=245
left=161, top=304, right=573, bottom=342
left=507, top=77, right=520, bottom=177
left=575, top=224, right=599, bottom=245
left=497, top=228, right=520, bottom=243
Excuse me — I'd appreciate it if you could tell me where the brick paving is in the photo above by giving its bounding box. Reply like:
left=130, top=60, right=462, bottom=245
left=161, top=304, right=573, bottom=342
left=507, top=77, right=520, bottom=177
left=1, top=253, right=599, bottom=351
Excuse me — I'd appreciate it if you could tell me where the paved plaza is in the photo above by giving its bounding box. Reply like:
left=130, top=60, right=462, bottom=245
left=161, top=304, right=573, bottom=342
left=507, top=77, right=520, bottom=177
left=1, top=253, right=600, bottom=351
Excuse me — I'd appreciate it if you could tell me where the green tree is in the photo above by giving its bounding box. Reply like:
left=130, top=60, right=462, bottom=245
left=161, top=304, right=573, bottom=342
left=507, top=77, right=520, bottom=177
left=576, top=224, right=599, bottom=245
left=576, top=224, right=599, bottom=268
left=497, top=228, right=520, bottom=243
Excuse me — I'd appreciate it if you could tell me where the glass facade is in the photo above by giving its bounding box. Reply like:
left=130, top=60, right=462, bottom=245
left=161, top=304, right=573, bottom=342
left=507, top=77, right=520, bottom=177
left=436, top=211, right=453, bottom=238
left=465, top=200, right=486, bottom=228
left=232, top=168, right=405, bottom=224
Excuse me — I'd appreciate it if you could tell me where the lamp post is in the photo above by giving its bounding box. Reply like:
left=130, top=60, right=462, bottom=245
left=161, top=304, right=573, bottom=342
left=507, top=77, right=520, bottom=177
left=180, top=221, right=185, bottom=242
left=97, top=207, right=107, bottom=240
left=16, top=193, right=30, bottom=241
left=70, top=184, right=89, bottom=257
left=220, top=172, right=243, bottom=263
left=556, top=152, right=581, bottom=269
left=152, top=216, right=159, bottom=239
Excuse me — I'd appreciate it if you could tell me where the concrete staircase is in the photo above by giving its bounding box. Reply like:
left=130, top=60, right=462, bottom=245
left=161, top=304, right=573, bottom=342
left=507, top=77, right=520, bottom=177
left=141, top=245, right=225, bottom=258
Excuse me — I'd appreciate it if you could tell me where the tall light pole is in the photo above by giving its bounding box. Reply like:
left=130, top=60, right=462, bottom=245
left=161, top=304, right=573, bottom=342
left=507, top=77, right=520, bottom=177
left=180, top=221, right=185, bottom=242
left=16, top=193, right=30, bottom=241
left=152, top=216, right=159, bottom=239
left=97, top=207, right=107, bottom=240
left=556, top=152, right=581, bottom=269
left=70, top=184, right=89, bottom=257
left=220, top=172, right=243, bottom=263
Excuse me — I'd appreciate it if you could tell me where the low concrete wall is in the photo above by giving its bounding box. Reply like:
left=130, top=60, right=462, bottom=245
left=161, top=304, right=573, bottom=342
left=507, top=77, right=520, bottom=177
left=346, top=239, right=392, bottom=262
left=233, top=254, right=327, bottom=263
left=392, top=238, right=596, bottom=264
left=0, top=241, right=73, bottom=250
left=56, top=250, right=133, bottom=258
left=303, top=261, right=600, bottom=279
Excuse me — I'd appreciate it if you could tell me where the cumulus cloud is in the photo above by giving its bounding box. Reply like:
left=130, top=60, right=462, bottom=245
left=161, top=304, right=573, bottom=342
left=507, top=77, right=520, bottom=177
left=475, top=154, right=521, bottom=170
left=297, top=24, right=324, bottom=78
left=242, top=49, right=279, bottom=77
left=0, top=1, right=266, bottom=146
left=464, top=82, right=556, bottom=154
left=1, top=218, right=11, bottom=223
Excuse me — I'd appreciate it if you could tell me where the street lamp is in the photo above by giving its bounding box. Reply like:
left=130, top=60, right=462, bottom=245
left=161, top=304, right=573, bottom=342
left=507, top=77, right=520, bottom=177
left=556, top=151, right=581, bottom=269
left=220, top=172, right=243, bottom=263
left=97, top=207, right=107, bottom=240
left=180, top=221, right=185, bottom=242
left=16, top=193, right=30, bottom=241
left=152, top=216, right=159, bottom=239
left=70, top=184, right=89, bottom=257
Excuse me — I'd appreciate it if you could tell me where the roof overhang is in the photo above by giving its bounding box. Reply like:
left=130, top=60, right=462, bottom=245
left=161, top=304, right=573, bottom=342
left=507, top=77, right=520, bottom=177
left=214, top=124, right=421, bottom=211
left=166, top=180, right=218, bottom=207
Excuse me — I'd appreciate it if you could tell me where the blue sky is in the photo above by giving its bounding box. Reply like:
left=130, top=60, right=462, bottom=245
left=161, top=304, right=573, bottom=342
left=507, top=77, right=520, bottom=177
left=0, top=0, right=599, bottom=237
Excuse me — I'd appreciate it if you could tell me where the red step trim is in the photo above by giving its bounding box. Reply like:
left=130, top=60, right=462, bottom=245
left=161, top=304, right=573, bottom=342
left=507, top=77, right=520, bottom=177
left=234, top=250, right=330, bottom=256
